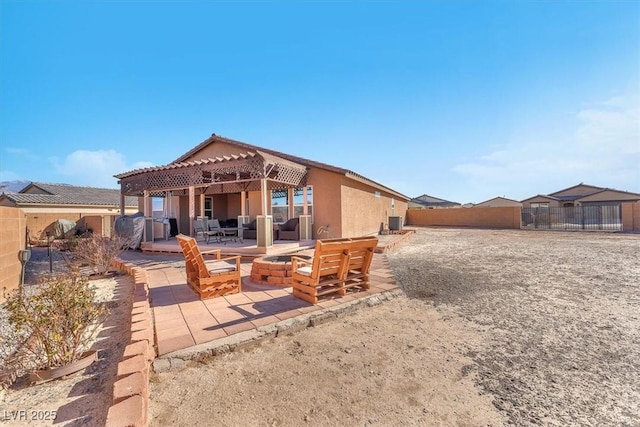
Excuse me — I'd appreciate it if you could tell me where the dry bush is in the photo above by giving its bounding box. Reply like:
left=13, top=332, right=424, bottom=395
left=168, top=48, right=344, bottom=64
left=2, top=273, right=107, bottom=371
left=70, top=233, right=134, bottom=276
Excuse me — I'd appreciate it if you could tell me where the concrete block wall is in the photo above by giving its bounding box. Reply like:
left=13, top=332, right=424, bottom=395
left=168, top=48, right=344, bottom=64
left=106, top=261, right=156, bottom=427
left=25, top=213, right=120, bottom=244
left=407, top=206, right=522, bottom=229
left=622, top=202, right=640, bottom=232
left=0, top=207, right=27, bottom=301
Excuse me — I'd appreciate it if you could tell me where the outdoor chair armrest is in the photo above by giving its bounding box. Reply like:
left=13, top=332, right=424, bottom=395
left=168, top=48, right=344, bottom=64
left=291, top=255, right=312, bottom=265
left=201, top=249, right=222, bottom=259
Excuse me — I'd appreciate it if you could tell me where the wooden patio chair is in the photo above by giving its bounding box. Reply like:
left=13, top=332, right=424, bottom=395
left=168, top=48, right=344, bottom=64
left=342, top=236, right=378, bottom=292
left=291, top=239, right=351, bottom=304
left=176, top=234, right=242, bottom=299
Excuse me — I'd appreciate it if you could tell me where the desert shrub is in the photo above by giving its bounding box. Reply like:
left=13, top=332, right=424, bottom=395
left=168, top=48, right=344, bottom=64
left=2, top=272, right=108, bottom=370
left=70, top=233, right=133, bottom=276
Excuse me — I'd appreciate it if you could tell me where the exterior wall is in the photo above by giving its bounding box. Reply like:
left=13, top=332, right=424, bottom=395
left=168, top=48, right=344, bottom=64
left=305, top=168, right=343, bottom=239
left=407, top=207, right=522, bottom=229
left=621, top=202, right=640, bottom=231
left=0, top=207, right=27, bottom=301
left=186, top=140, right=252, bottom=158
left=20, top=207, right=137, bottom=243
left=340, top=177, right=408, bottom=238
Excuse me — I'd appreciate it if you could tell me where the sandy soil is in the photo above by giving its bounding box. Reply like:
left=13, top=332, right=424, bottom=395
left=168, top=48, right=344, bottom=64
left=0, top=248, right=133, bottom=426
left=148, top=228, right=639, bottom=427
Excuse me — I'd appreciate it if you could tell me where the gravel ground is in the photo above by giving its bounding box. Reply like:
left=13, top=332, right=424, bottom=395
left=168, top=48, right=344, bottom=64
left=388, top=227, right=639, bottom=426
left=1, top=247, right=132, bottom=426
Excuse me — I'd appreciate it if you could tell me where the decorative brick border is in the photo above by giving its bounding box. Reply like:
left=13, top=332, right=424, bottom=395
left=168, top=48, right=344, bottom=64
left=105, top=260, right=155, bottom=427
left=375, top=229, right=415, bottom=253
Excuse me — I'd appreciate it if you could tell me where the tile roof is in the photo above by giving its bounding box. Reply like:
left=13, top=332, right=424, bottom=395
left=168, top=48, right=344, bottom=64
left=1, top=182, right=137, bottom=207
left=169, top=133, right=410, bottom=201
left=410, top=194, right=460, bottom=206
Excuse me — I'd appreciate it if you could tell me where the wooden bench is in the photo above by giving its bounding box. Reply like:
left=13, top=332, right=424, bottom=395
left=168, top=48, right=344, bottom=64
left=291, top=236, right=378, bottom=304
left=176, top=234, right=242, bottom=299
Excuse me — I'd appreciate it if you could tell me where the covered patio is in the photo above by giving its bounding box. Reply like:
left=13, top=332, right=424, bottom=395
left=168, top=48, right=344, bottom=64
left=115, top=149, right=313, bottom=254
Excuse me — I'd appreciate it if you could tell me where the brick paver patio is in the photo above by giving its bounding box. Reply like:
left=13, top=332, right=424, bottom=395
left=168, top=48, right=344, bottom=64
left=119, top=248, right=400, bottom=357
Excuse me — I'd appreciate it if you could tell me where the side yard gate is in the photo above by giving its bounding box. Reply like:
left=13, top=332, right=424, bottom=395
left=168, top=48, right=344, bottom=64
left=521, top=205, right=622, bottom=231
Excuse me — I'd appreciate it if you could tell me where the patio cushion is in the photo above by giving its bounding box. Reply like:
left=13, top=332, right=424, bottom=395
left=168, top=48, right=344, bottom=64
left=296, top=265, right=312, bottom=276
left=207, top=262, right=237, bottom=275
left=280, top=218, right=298, bottom=231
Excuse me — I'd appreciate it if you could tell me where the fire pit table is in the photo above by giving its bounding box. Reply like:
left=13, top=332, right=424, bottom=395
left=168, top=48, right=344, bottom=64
left=250, top=254, right=312, bottom=286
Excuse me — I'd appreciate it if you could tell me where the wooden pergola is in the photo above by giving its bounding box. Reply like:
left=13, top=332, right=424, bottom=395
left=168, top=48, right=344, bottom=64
left=115, top=150, right=308, bottom=240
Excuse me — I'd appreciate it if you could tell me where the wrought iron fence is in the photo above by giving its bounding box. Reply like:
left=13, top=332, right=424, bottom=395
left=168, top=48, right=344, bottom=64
left=521, top=205, right=622, bottom=231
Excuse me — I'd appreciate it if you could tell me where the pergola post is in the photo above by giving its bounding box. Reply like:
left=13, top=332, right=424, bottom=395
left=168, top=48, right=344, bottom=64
left=143, top=190, right=151, bottom=217
left=188, top=186, right=195, bottom=236
left=258, top=179, right=273, bottom=250
left=120, top=193, right=125, bottom=216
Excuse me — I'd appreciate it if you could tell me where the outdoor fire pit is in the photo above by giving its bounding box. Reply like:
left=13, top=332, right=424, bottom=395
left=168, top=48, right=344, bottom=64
left=250, top=254, right=312, bottom=286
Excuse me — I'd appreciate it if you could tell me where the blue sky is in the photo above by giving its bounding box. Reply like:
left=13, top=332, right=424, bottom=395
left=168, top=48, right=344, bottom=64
left=1, top=0, right=638, bottom=204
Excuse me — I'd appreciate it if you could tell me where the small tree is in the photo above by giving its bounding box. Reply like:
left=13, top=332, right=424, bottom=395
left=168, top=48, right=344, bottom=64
left=70, top=233, right=133, bottom=276
left=3, top=272, right=107, bottom=369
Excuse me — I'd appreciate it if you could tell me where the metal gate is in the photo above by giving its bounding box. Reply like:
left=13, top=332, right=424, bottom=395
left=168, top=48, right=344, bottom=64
left=521, top=205, right=622, bottom=231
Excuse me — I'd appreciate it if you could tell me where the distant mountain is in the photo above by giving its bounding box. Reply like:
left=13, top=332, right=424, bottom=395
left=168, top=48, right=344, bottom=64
left=0, top=180, right=31, bottom=193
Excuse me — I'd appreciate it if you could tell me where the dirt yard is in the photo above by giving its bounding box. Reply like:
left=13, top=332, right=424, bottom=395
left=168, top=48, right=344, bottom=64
left=148, top=228, right=639, bottom=426
left=2, top=229, right=638, bottom=426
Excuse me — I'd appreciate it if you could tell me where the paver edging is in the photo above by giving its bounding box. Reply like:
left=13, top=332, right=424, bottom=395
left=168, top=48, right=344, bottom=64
left=376, top=229, right=415, bottom=253
left=106, top=259, right=155, bottom=427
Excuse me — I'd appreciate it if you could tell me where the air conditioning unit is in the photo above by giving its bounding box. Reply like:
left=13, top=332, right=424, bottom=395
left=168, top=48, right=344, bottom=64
left=388, top=216, right=403, bottom=231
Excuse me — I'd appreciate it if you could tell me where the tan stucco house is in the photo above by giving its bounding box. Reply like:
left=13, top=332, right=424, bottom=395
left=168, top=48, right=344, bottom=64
left=521, top=183, right=640, bottom=208
left=114, top=134, right=409, bottom=249
left=0, top=182, right=139, bottom=243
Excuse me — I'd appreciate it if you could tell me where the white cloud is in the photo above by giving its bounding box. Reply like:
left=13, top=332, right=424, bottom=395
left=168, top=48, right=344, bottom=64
left=453, top=93, right=640, bottom=201
left=50, top=150, right=154, bottom=188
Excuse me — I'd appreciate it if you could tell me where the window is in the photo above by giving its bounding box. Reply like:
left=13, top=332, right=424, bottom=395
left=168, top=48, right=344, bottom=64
left=271, top=189, right=289, bottom=223
left=530, top=202, right=549, bottom=209
left=204, top=197, right=213, bottom=219
left=293, top=186, right=313, bottom=220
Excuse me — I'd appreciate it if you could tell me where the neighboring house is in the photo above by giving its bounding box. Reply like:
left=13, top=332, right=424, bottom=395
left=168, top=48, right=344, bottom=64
left=0, top=182, right=139, bottom=242
left=409, top=194, right=460, bottom=209
left=521, top=183, right=640, bottom=208
left=474, top=196, right=522, bottom=208
left=114, top=133, right=410, bottom=245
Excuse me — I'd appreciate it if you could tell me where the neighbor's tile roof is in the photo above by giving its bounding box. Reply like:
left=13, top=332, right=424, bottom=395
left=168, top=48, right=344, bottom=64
left=410, top=194, right=460, bottom=206
left=1, top=182, right=137, bottom=207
